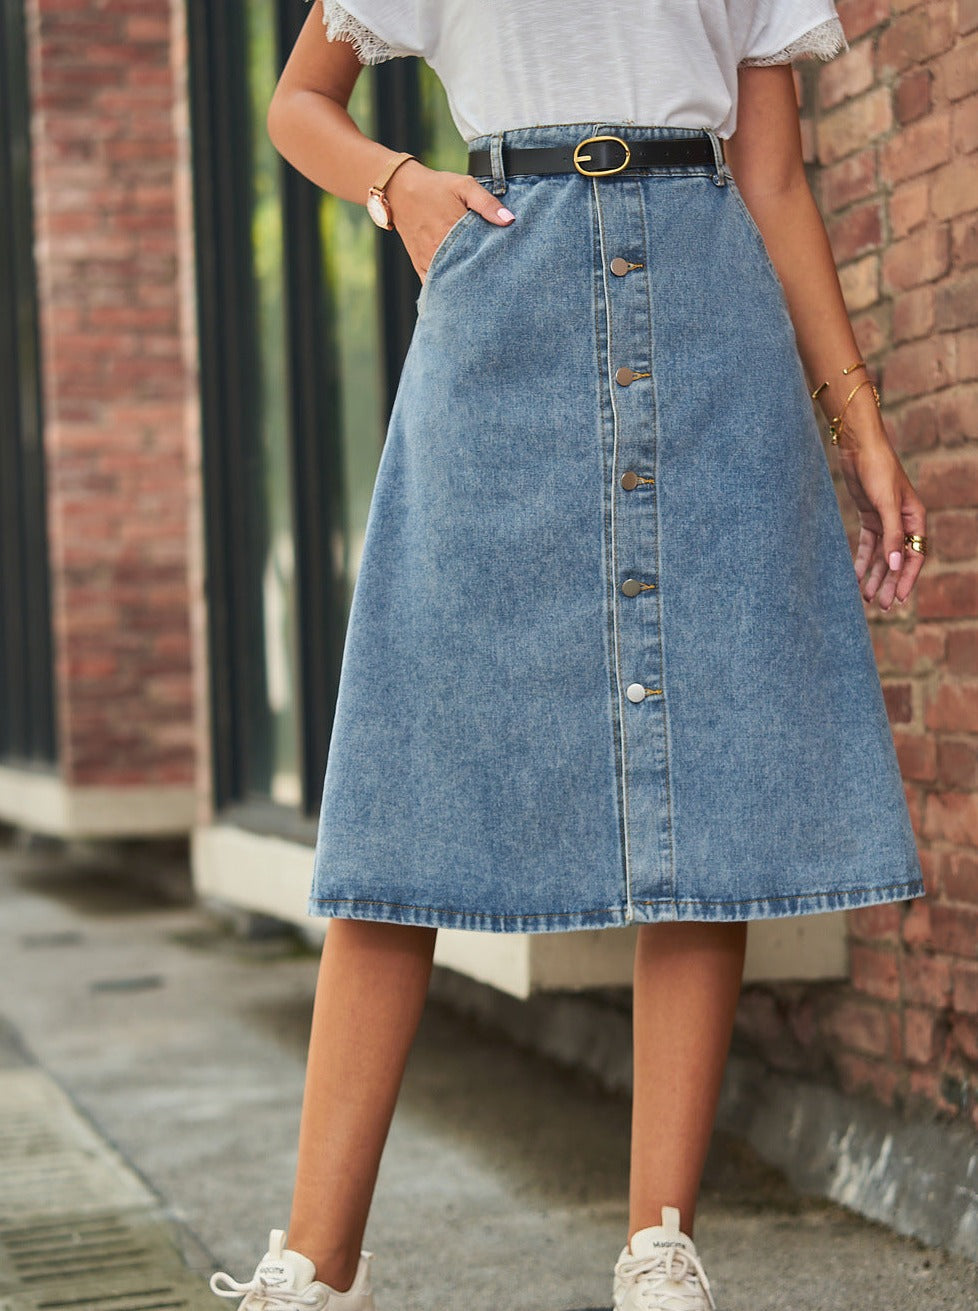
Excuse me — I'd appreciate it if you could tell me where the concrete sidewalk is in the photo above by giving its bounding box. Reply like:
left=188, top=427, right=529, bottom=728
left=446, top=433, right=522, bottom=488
left=1, top=832, right=976, bottom=1310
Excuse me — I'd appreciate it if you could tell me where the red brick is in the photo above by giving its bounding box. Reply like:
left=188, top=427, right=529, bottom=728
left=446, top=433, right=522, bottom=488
left=903, top=781, right=923, bottom=833
left=892, top=286, right=934, bottom=342
left=953, top=962, right=978, bottom=1013
left=889, top=178, right=930, bottom=239
left=894, top=729, right=938, bottom=781
left=903, top=952, right=953, bottom=1007
left=963, top=0, right=978, bottom=33
left=882, top=337, right=955, bottom=400
left=887, top=401, right=939, bottom=453
left=818, top=88, right=893, bottom=165
left=960, top=330, right=978, bottom=380
left=828, top=199, right=884, bottom=262
left=941, top=33, right=978, bottom=102
left=839, top=255, right=880, bottom=312
left=882, top=681, right=913, bottom=723
left=951, top=1016, right=978, bottom=1063
left=952, top=94, right=978, bottom=154
left=27, top=0, right=193, bottom=789
left=934, top=385, right=978, bottom=444
left=870, top=618, right=938, bottom=671
left=819, top=39, right=877, bottom=111
left=908, top=1067, right=943, bottom=1110
left=938, top=740, right=978, bottom=790
left=928, top=161, right=975, bottom=225
left=852, top=305, right=888, bottom=358
left=878, top=2, right=956, bottom=72
left=880, top=112, right=952, bottom=184
left=834, top=1051, right=900, bottom=1104
left=836, top=0, right=891, bottom=42
left=922, top=681, right=975, bottom=734
left=895, top=68, right=933, bottom=125
left=825, top=998, right=891, bottom=1057
left=821, top=149, right=879, bottom=213
left=947, top=629, right=978, bottom=675
left=918, top=848, right=941, bottom=898
left=929, top=903, right=978, bottom=956
left=903, top=898, right=933, bottom=947
left=916, top=571, right=978, bottom=621
left=917, top=456, right=978, bottom=508
left=956, top=216, right=978, bottom=271
left=936, top=273, right=978, bottom=331
left=944, top=851, right=978, bottom=902
left=851, top=943, right=901, bottom=1001
left=930, top=509, right=978, bottom=561
left=734, top=988, right=787, bottom=1052
left=881, top=226, right=950, bottom=292
left=849, top=903, right=903, bottom=942
left=904, top=1007, right=939, bottom=1064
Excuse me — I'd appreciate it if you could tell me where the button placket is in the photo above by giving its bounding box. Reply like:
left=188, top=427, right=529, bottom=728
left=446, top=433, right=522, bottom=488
left=597, top=160, right=675, bottom=913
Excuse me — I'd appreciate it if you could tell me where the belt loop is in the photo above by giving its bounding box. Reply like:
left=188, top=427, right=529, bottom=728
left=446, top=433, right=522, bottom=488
left=489, top=132, right=508, bottom=197
left=706, top=128, right=726, bottom=186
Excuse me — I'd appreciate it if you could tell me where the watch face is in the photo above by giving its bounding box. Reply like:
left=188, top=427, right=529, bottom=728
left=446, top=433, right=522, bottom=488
left=367, top=191, right=392, bottom=229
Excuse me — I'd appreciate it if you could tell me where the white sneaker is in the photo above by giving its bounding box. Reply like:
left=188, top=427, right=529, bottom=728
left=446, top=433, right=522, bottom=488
left=209, top=1229, right=376, bottom=1309
left=613, top=1206, right=718, bottom=1311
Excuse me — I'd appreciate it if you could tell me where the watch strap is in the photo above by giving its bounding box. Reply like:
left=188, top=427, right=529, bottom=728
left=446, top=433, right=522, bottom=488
left=369, top=150, right=416, bottom=195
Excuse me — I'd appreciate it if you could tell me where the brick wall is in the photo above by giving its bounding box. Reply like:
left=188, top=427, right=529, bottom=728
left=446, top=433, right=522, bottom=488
left=735, top=1, right=978, bottom=1127
left=25, top=0, right=195, bottom=788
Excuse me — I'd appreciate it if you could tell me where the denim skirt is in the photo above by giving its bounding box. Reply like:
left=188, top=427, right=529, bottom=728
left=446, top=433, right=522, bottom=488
left=308, top=122, right=925, bottom=933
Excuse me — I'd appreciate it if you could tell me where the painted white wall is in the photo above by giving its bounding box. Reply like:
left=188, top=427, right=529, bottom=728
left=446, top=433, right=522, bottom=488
left=0, top=766, right=195, bottom=837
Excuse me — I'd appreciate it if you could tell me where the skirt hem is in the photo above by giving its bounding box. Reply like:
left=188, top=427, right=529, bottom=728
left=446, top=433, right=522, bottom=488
left=306, top=873, right=926, bottom=932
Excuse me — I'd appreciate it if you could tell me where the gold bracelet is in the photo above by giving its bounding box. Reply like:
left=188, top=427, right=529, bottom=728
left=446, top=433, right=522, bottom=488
left=828, top=377, right=880, bottom=445
left=810, top=358, right=868, bottom=402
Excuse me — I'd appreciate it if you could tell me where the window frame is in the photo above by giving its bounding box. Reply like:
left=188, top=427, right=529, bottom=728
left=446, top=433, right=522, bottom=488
left=0, top=0, right=57, bottom=769
left=186, top=0, right=425, bottom=836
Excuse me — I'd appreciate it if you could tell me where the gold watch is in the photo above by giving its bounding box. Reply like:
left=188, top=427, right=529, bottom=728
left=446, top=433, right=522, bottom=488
left=366, top=151, right=416, bottom=230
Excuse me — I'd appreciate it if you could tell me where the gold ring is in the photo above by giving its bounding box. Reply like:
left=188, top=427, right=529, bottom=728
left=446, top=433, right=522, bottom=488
left=904, top=533, right=927, bottom=555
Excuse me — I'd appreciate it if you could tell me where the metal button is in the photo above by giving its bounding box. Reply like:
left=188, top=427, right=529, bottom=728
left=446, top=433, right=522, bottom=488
left=611, top=257, right=633, bottom=276
left=625, top=683, right=646, bottom=704
left=621, top=578, right=646, bottom=597
left=615, top=365, right=651, bottom=386
left=620, top=471, right=639, bottom=490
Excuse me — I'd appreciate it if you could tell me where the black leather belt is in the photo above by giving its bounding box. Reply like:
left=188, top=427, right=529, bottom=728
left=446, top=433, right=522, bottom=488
left=467, top=132, right=719, bottom=179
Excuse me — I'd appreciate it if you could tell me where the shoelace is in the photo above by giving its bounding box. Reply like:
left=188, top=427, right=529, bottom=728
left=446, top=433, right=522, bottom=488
left=209, top=1271, right=326, bottom=1309
left=616, top=1244, right=717, bottom=1311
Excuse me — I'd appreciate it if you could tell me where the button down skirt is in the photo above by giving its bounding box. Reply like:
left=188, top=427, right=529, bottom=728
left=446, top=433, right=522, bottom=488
left=308, top=122, right=925, bottom=932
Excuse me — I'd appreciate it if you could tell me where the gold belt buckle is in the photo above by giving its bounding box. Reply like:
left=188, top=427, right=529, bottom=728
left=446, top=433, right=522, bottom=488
left=573, top=134, right=631, bottom=177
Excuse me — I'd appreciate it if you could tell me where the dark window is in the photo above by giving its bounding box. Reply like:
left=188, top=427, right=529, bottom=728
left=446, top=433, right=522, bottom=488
left=0, top=0, right=57, bottom=767
left=187, top=1, right=463, bottom=840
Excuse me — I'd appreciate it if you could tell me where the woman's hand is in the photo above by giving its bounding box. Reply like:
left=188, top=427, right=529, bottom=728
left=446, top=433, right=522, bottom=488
left=834, top=410, right=927, bottom=612
left=384, top=159, right=515, bottom=282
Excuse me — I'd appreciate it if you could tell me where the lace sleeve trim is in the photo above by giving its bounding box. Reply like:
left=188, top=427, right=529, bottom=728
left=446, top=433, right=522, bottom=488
left=315, top=0, right=399, bottom=64
left=740, top=16, right=849, bottom=66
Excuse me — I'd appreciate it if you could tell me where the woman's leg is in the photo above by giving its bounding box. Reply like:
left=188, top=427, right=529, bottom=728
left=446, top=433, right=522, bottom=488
left=285, top=918, right=437, bottom=1291
left=629, top=920, right=748, bottom=1242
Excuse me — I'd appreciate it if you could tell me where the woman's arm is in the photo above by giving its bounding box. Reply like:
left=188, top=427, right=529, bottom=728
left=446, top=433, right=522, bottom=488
left=265, top=6, right=513, bottom=281
left=725, top=65, right=926, bottom=611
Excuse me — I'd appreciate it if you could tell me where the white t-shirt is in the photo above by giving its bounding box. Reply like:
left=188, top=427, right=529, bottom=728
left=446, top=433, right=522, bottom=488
left=310, top=0, right=848, bottom=142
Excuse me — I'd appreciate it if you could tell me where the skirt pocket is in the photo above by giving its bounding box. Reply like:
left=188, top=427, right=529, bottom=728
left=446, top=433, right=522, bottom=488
left=415, top=206, right=483, bottom=316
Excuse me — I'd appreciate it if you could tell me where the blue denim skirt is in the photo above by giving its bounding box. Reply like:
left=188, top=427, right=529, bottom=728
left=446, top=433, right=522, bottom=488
left=308, top=122, right=925, bottom=932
